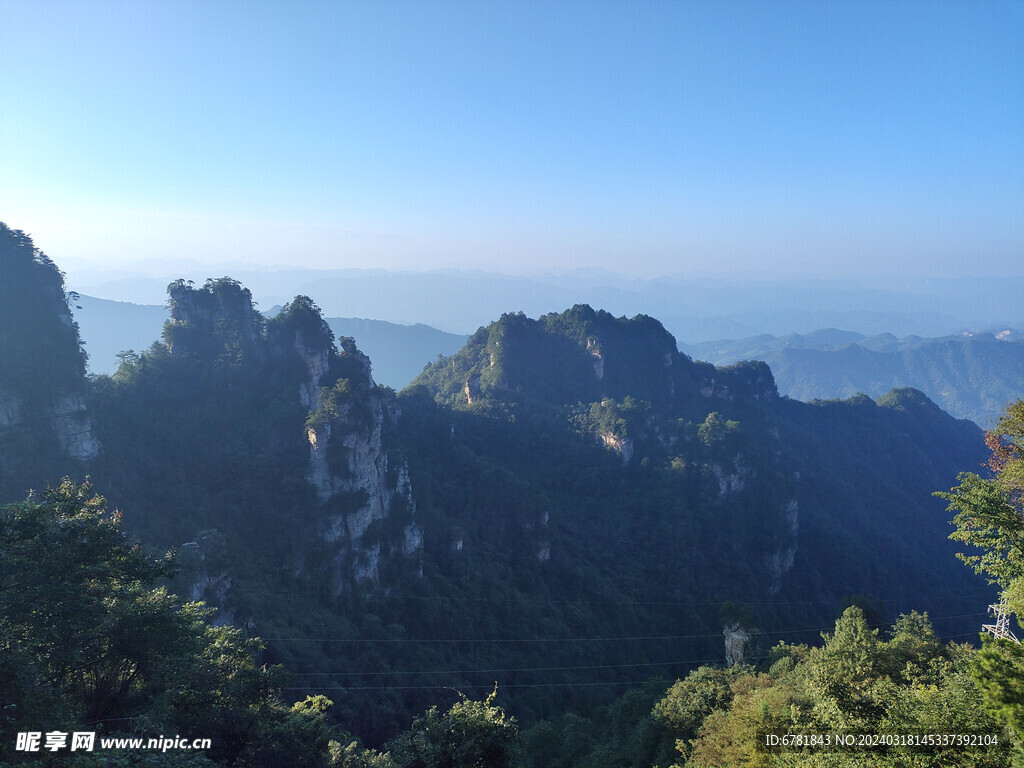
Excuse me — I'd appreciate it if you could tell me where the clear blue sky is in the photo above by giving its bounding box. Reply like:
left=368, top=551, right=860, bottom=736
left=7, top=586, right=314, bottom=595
left=1, top=1, right=1021, bottom=277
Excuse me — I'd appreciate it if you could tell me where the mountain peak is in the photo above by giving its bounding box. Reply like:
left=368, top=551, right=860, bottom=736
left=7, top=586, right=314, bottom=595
left=413, top=305, right=781, bottom=411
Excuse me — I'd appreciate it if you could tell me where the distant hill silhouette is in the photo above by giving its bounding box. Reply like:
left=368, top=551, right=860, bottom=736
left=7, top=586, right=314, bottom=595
left=681, top=329, right=1024, bottom=427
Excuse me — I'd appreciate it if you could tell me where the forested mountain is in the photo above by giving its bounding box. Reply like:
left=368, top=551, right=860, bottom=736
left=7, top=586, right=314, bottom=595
left=681, top=329, right=1024, bottom=427
left=1, top=225, right=1009, bottom=765
left=72, top=291, right=1024, bottom=427
left=0, top=223, right=100, bottom=498
left=70, top=294, right=466, bottom=388
left=407, top=307, right=990, bottom=641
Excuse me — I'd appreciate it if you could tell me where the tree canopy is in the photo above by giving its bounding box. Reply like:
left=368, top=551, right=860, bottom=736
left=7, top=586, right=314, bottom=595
left=941, top=400, right=1024, bottom=762
left=0, top=480, right=335, bottom=767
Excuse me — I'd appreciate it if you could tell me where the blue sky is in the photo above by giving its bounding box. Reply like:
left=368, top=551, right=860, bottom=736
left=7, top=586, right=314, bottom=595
left=1, top=1, right=1021, bottom=277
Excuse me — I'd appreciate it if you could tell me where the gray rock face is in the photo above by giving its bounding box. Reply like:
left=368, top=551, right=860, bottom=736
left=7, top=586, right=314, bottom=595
left=166, top=278, right=264, bottom=355
left=587, top=338, right=605, bottom=379
left=299, top=343, right=422, bottom=586
left=0, top=393, right=24, bottom=428
left=724, top=623, right=754, bottom=666
left=297, top=341, right=330, bottom=409
left=536, top=542, right=551, bottom=563
left=178, top=533, right=235, bottom=626
left=600, top=431, right=634, bottom=465
left=709, top=461, right=751, bottom=497
left=0, top=389, right=100, bottom=460
left=464, top=373, right=482, bottom=404
left=767, top=499, right=799, bottom=594
left=51, top=394, right=101, bottom=460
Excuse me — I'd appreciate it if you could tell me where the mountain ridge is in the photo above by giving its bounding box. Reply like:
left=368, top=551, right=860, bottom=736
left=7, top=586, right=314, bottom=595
left=0, top=225, right=995, bottom=747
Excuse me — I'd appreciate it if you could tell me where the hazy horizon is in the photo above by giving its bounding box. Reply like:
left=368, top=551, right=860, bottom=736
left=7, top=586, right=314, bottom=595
left=2, top=2, right=1021, bottom=279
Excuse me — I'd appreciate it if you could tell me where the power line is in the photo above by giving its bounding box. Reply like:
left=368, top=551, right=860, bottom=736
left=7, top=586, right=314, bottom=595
left=273, top=615, right=992, bottom=692
left=287, top=657, right=725, bottom=678
left=283, top=679, right=680, bottom=692
left=269, top=613, right=988, bottom=686
left=261, top=612, right=987, bottom=645
left=229, top=585, right=991, bottom=608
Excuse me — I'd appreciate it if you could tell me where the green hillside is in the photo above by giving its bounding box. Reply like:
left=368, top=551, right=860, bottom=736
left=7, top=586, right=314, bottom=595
left=2, top=226, right=1010, bottom=765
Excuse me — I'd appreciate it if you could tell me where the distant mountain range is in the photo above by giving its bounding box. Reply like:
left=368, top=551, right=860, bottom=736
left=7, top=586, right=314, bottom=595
left=324, top=318, right=467, bottom=389
left=65, top=264, right=1024, bottom=342
left=681, top=329, right=1024, bottom=427
left=74, top=294, right=1024, bottom=425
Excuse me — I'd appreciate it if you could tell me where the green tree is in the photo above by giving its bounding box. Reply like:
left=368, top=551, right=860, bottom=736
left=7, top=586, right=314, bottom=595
left=805, top=606, right=886, bottom=729
left=387, top=687, right=519, bottom=768
left=943, top=400, right=1024, bottom=592
left=941, top=400, right=1024, bottom=762
left=0, top=480, right=336, bottom=767
left=653, top=664, right=749, bottom=764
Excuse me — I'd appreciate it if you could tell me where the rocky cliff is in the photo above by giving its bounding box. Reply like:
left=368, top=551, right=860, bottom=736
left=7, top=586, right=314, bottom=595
left=409, top=306, right=988, bottom=630
left=0, top=224, right=100, bottom=498
left=303, top=351, right=423, bottom=584
left=155, top=286, right=423, bottom=587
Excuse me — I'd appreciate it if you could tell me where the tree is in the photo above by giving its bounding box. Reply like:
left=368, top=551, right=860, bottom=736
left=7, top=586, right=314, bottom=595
left=941, top=400, right=1024, bottom=761
left=652, top=664, right=748, bottom=763
left=943, top=400, right=1024, bottom=591
left=805, top=606, right=886, bottom=729
left=387, top=687, right=519, bottom=768
left=0, top=480, right=336, bottom=767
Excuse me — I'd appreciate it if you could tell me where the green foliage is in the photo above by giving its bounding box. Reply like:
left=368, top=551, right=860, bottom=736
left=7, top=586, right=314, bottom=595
left=805, top=607, right=885, bottom=728
left=943, top=473, right=1023, bottom=585
left=653, top=666, right=750, bottom=764
left=520, top=681, right=673, bottom=768
left=160, top=277, right=272, bottom=370
left=0, top=223, right=94, bottom=499
left=0, top=222, right=87, bottom=395
left=943, top=401, right=1024, bottom=592
left=942, top=400, right=1024, bottom=763
left=268, top=295, right=336, bottom=354
left=0, top=479, right=175, bottom=733
left=387, top=688, right=519, bottom=768
left=3, top=244, right=1001, bottom=762
left=973, top=640, right=1024, bottom=754
left=0, top=480, right=338, bottom=767
left=329, top=738, right=398, bottom=768
left=570, top=395, right=650, bottom=442
left=650, top=611, right=1009, bottom=768
left=698, top=412, right=742, bottom=447
left=411, top=304, right=711, bottom=412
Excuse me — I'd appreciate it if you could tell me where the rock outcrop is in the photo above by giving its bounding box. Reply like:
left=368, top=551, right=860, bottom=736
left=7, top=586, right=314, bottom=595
left=724, top=623, right=756, bottom=666
left=0, top=224, right=100, bottom=496
left=51, top=393, right=101, bottom=460
left=286, top=313, right=423, bottom=586
left=767, top=499, right=799, bottom=594
left=165, top=277, right=265, bottom=359
left=600, top=431, right=634, bottom=465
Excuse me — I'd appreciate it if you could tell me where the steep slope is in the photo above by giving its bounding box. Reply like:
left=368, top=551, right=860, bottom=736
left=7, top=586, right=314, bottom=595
left=0, top=224, right=99, bottom=500
left=89, top=282, right=422, bottom=597
left=407, top=307, right=991, bottom=641
left=84, top=295, right=992, bottom=736
left=1, top=232, right=997, bottom=745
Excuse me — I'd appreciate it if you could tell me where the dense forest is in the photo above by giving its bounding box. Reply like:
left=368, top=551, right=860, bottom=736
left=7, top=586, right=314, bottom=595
left=3, top=222, right=1023, bottom=766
